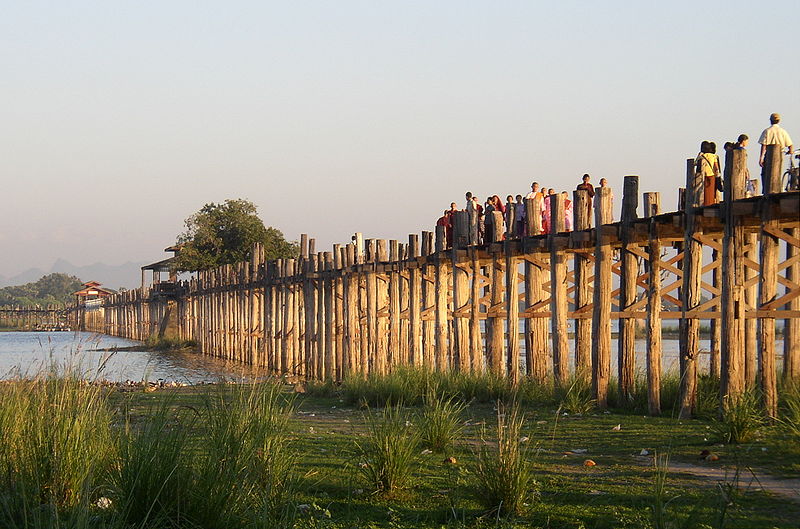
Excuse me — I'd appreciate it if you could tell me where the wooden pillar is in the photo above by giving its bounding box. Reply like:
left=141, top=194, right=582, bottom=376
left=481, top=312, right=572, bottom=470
left=323, top=252, right=335, bottom=380
left=334, top=246, right=346, bottom=379
left=407, top=234, right=422, bottom=366
left=710, top=248, right=722, bottom=378
left=592, top=187, right=613, bottom=408
left=389, top=240, right=401, bottom=369
left=645, top=192, right=662, bottom=415
left=434, top=227, right=449, bottom=370
left=487, top=247, right=505, bottom=375
left=421, top=232, right=435, bottom=369
left=469, top=248, right=483, bottom=372
left=679, top=158, right=703, bottom=418
left=506, top=237, right=520, bottom=384
left=720, top=146, right=747, bottom=406
left=785, top=226, right=800, bottom=381
left=452, top=211, right=471, bottom=372
left=573, top=189, right=592, bottom=380
left=376, top=240, right=390, bottom=374
left=549, top=192, right=569, bottom=386
left=759, top=144, right=781, bottom=418
left=618, top=175, right=639, bottom=402
left=523, top=197, right=548, bottom=381
left=364, top=240, right=378, bottom=376
left=315, top=253, right=326, bottom=378
left=344, top=243, right=358, bottom=376
left=743, top=233, right=758, bottom=387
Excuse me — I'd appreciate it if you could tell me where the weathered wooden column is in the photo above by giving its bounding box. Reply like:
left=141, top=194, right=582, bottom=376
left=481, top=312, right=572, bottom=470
left=618, top=175, right=639, bottom=402
left=759, top=144, right=781, bottom=418
left=469, top=248, right=483, bottom=372
left=434, top=226, right=449, bottom=370
left=710, top=248, right=722, bottom=378
left=389, top=240, right=401, bottom=369
left=421, top=232, right=435, bottom=369
left=506, top=229, right=520, bottom=384
left=524, top=197, right=548, bottom=381
left=720, top=146, right=747, bottom=405
left=452, top=211, right=471, bottom=372
left=745, top=231, right=758, bottom=388
left=334, top=246, right=346, bottom=379
left=679, top=158, right=703, bottom=418
left=786, top=224, right=800, bottom=381
left=407, top=234, right=422, bottom=366
left=376, top=240, right=390, bottom=374
left=573, top=189, right=592, bottom=380
left=345, top=243, right=359, bottom=375
left=644, top=192, right=662, bottom=415
left=316, top=253, right=327, bottom=378
left=324, top=252, right=335, bottom=379
left=487, top=240, right=505, bottom=375
left=592, top=187, right=613, bottom=408
left=549, top=192, right=569, bottom=386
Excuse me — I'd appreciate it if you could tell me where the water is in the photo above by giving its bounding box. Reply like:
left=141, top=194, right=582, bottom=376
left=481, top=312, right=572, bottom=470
left=0, top=332, right=267, bottom=383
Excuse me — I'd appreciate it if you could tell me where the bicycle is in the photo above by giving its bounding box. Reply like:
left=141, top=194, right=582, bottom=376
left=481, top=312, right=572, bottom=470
left=783, top=151, right=800, bottom=191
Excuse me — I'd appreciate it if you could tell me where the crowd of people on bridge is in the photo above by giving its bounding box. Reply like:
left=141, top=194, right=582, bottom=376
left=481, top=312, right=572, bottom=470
left=696, top=113, right=794, bottom=206
left=435, top=113, right=795, bottom=247
left=435, top=174, right=614, bottom=246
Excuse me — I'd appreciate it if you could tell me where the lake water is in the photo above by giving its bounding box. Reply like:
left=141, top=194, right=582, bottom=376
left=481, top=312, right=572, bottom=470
left=0, top=332, right=268, bottom=383
left=0, top=331, right=782, bottom=383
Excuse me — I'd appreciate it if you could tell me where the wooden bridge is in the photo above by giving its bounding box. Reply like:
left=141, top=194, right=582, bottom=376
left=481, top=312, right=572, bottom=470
left=0, top=305, right=72, bottom=331
left=78, top=146, right=798, bottom=417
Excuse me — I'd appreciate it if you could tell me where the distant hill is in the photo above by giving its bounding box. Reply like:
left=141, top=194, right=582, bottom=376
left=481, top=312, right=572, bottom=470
left=0, top=259, right=147, bottom=290
left=0, top=273, right=84, bottom=307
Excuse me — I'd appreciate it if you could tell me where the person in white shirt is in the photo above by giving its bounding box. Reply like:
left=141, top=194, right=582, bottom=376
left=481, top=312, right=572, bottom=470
left=758, top=113, right=794, bottom=168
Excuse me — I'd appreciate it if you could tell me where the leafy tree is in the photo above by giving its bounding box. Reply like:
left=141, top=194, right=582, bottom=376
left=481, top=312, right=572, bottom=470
left=174, top=199, right=298, bottom=272
left=0, top=273, right=83, bottom=306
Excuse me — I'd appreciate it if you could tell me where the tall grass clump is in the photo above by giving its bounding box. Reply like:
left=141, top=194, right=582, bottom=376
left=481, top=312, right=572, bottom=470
left=779, top=379, right=800, bottom=442
left=111, top=401, right=195, bottom=528
left=186, top=382, right=298, bottom=528
left=555, top=374, right=595, bottom=414
left=341, top=367, right=429, bottom=407
left=471, top=403, right=536, bottom=517
left=0, top=375, right=115, bottom=527
left=715, top=390, right=764, bottom=444
left=354, top=405, right=419, bottom=495
left=419, top=392, right=466, bottom=453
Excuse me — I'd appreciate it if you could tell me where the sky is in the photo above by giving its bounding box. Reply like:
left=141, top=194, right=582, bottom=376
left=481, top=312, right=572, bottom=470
left=1, top=1, right=798, bottom=277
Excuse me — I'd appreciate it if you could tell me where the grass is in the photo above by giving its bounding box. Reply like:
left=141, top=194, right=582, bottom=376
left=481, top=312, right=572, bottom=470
left=419, top=391, right=466, bottom=453
left=715, top=390, right=765, bottom=444
left=471, top=403, right=536, bottom=517
left=1, top=368, right=799, bottom=528
left=355, top=405, right=420, bottom=495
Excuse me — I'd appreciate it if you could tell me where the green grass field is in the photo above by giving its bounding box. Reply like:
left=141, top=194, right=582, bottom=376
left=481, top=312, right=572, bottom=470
left=1, top=370, right=798, bottom=528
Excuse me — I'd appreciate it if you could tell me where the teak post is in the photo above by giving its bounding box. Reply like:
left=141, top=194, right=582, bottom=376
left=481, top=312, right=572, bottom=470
left=549, top=192, right=569, bottom=386
left=680, top=158, right=702, bottom=418
left=573, top=189, right=592, bottom=381
left=592, top=187, right=613, bottom=408
left=644, top=192, right=662, bottom=415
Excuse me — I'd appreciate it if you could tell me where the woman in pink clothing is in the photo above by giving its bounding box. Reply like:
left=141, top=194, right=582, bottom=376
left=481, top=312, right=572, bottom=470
left=562, top=191, right=573, bottom=231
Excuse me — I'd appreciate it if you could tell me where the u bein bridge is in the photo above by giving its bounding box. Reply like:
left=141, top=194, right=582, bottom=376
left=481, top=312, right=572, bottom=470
left=0, top=306, right=71, bottom=331
left=72, top=146, right=798, bottom=418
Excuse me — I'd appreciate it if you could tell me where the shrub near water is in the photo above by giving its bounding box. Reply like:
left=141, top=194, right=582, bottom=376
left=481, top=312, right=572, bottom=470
left=419, top=391, right=466, bottom=453
left=715, top=390, right=764, bottom=444
left=471, top=403, right=536, bottom=517
left=0, top=376, right=114, bottom=527
left=355, top=405, right=419, bottom=495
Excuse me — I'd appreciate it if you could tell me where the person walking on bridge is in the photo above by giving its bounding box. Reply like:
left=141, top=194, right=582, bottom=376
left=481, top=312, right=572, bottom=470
left=758, top=113, right=794, bottom=170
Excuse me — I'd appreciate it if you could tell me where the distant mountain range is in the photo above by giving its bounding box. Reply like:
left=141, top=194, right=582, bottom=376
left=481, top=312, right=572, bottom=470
left=0, top=259, right=147, bottom=290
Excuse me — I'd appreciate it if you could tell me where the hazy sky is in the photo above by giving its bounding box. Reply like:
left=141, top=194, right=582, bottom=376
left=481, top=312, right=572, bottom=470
left=2, top=1, right=797, bottom=277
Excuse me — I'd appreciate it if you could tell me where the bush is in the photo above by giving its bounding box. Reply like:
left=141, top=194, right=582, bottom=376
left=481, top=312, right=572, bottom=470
left=0, top=375, right=115, bottom=527
left=715, top=390, right=764, bottom=444
left=470, top=403, right=536, bottom=516
left=354, top=405, right=419, bottom=494
left=419, top=392, right=466, bottom=453
left=555, top=374, right=595, bottom=415
left=779, top=379, right=800, bottom=442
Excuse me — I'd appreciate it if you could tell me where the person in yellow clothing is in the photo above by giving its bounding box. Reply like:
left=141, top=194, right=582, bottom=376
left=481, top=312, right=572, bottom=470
left=696, top=140, right=721, bottom=206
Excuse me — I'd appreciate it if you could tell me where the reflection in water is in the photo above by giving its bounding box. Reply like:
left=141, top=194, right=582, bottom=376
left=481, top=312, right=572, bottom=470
left=0, top=332, right=269, bottom=383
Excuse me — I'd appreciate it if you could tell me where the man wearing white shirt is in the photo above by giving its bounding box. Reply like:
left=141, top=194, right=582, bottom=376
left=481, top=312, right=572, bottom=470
left=758, top=113, right=794, bottom=168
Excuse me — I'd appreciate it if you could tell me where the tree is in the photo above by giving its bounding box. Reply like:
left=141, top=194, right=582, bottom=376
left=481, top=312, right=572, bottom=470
left=173, top=199, right=298, bottom=272
left=0, top=273, right=83, bottom=306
